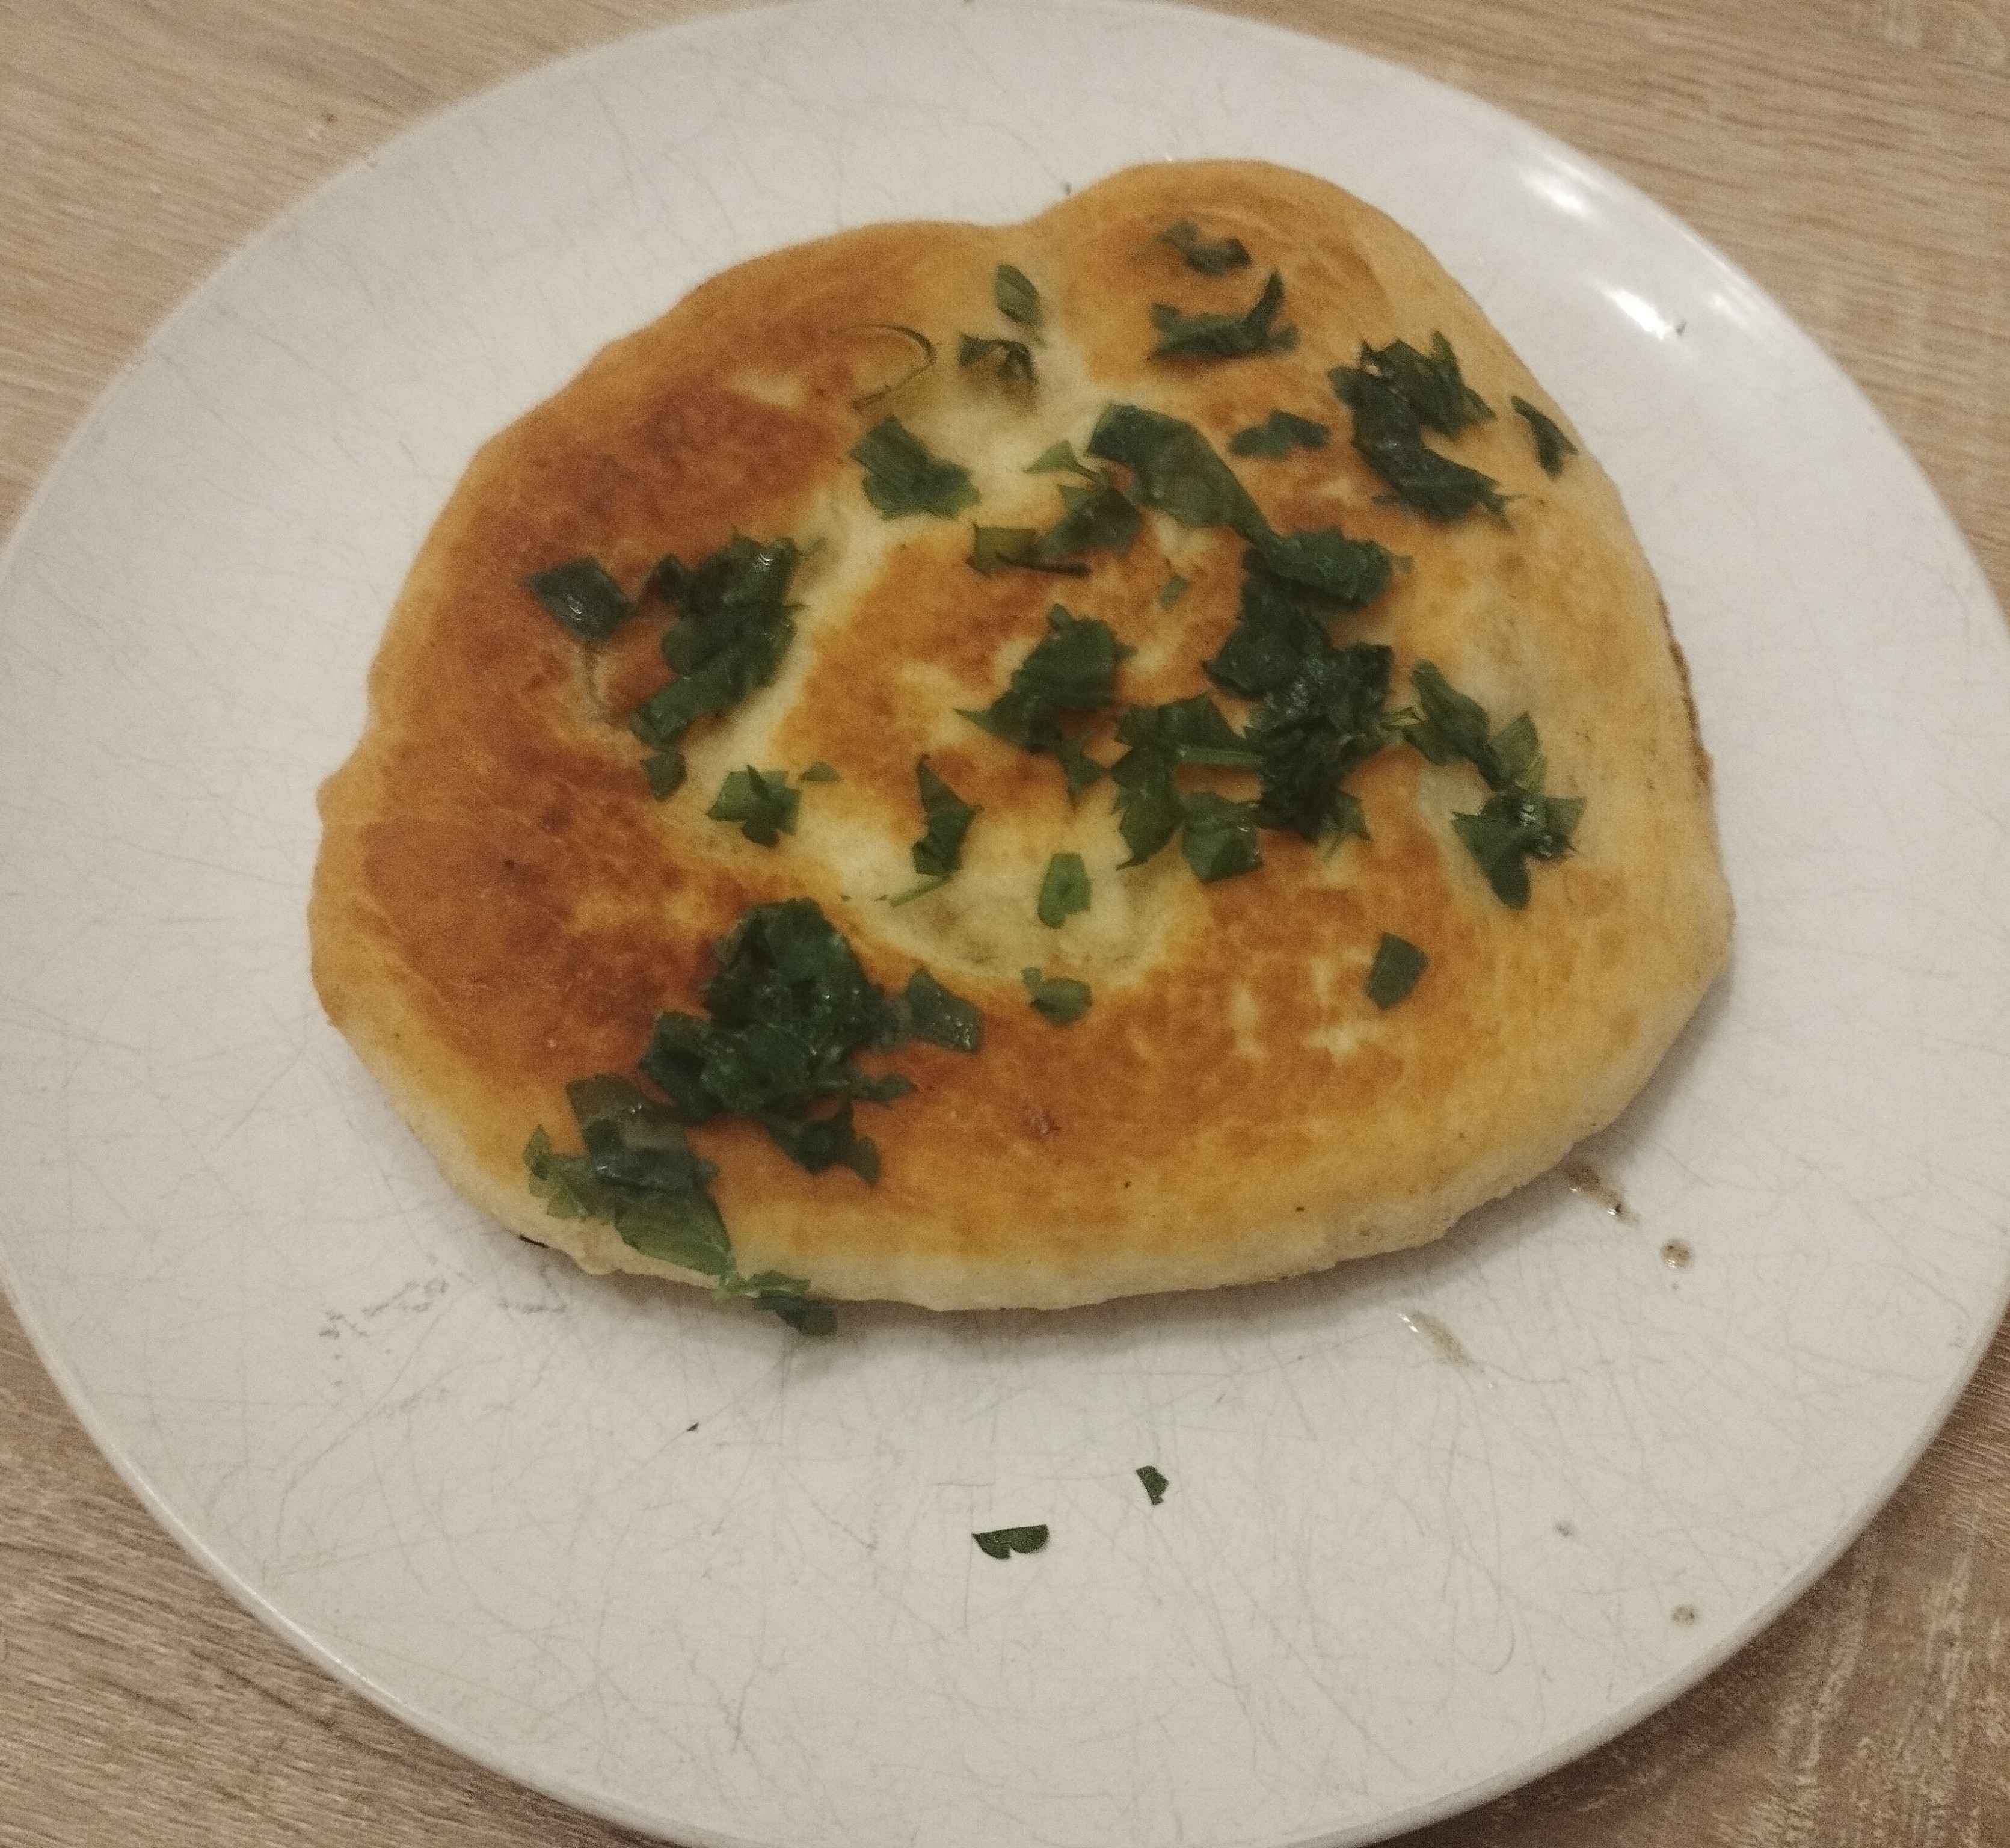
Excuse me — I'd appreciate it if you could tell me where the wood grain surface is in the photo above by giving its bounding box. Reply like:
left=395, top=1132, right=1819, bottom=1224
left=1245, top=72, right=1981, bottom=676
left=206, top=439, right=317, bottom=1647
left=2, top=1, right=2006, bottom=1843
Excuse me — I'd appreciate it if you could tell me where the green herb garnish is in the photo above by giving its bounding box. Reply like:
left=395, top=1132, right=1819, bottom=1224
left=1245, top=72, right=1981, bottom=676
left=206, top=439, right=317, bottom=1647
left=1331, top=353, right=1507, bottom=521
left=1021, top=967, right=1092, bottom=1025
left=1025, top=439, right=1095, bottom=477
left=1365, top=933, right=1428, bottom=1008
left=973, top=1524, right=1049, bottom=1559
left=627, top=536, right=801, bottom=778
left=1245, top=642, right=1394, bottom=843
left=707, top=766, right=800, bottom=846
left=643, top=751, right=687, bottom=800
left=1399, top=662, right=1584, bottom=905
left=1511, top=395, right=1579, bottom=475
left=1157, top=573, right=1190, bottom=609
left=1357, top=333, right=1493, bottom=437
left=911, top=756, right=979, bottom=878
left=994, top=263, right=1043, bottom=334
left=638, top=899, right=911, bottom=1175
left=1110, top=694, right=1259, bottom=868
left=524, top=1086, right=829, bottom=1334
left=800, top=760, right=840, bottom=783
left=959, top=333, right=1036, bottom=386
left=960, top=604, right=1128, bottom=795
left=1157, top=220, right=1251, bottom=275
left=524, top=557, right=633, bottom=642
left=1087, top=403, right=1267, bottom=537
left=1228, top=410, right=1330, bottom=458
left=1136, top=1464, right=1169, bottom=1505
left=970, top=478, right=1140, bottom=578
left=1205, top=544, right=1389, bottom=701
left=1151, top=270, right=1297, bottom=360
left=968, top=526, right=1088, bottom=577
left=1179, top=791, right=1264, bottom=882
left=850, top=416, right=980, bottom=519
left=1037, top=852, right=1090, bottom=927
left=902, top=968, right=983, bottom=1053
left=847, top=323, right=937, bottom=410
left=887, top=875, right=947, bottom=907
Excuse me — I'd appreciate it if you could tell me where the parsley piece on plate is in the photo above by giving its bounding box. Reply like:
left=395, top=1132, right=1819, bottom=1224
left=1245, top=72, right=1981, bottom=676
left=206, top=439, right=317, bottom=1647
left=1331, top=352, right=1507, bottom=521
left=1228, top=410, right=1330, bottom=458
left=524, top=557, right=633, bottom=642
left=1151, top=270, right=1298, bottom=360
left=1110, top=694, right=1259, bottom=870
left=1087, top=403, right=1268, bottom=537
left=1136, top=1464, right=1170, bottom=1505
left=1245, top=642, right=1395, bottom=843
left=706, top=766, right=799, bottom=846
left=1511, top=395, right=1579, bottom=475
left=1157, top=220, right=1252, bottom=275
left=1365, top=933, right=1430, bottom=1008
left=850, top=416, right=980, bottom=519
left=1179, top=791, right=1264, bottom=883
left=973, top=1524, right=1049, bottom=1559
left=1021, top=967, right=1092, bottom=1026
left=1037, top=852, right=1090, bottom=927
left=1356, top=332, right=1494, bottom=436
left=911, top=756, right=979, bottom=878
left=960, top=604, right=1128, bottom=796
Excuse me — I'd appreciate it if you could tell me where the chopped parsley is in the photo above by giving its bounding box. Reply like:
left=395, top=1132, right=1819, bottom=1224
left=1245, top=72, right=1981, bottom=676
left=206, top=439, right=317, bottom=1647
left=1110, top=694, right=1259, bottom=869
left=1037, top=852, right=1090, bottom=927
left=1511, top=395, right=1579, bottom=475
left=911, top=756, right=979, bottom=878
left=959, top=333, right=1036, bottom=386
left=1157, top=220, right=1252, bottom=275
left=1179, top=791, right=1264, bottom=882
left=847, top=323, right=937, bottom=410
left=1136, top=1464, right=1169, bottom=1505
left=1206, top=544, right=1388, bottom=701
left=1356, top=333, right=1493, bottom=437
left=850, top=416, right=980, bottom=519
left=959, top=604, right=1128, bottom=797
left=968, top=526, right=1089, bottom=577
left=524, top=1080, right=831, bottom=1334
left=1021, top=967, right=1092, bottom=1025
left=973, top=1524, right=1049, bottom=1559
left=1087, top=403, right=1267, bottom=537
left=799, top=760, right=840, bottom=783
left=524, top=557, right=633, bottom=642
left=1330, top=341, right=1507, bottom=521
left=970, top=480, right=1140, bottom=578
left=636, top=899, right=912, bottom=1186
left=627, top=536, right=801, bottom=789
left=1025, top=439, right=1095, bottom=477
left=643, top=751, right=687, bottom=800
left=900, top=967, right=983, bottom=1053
left=1228, top=410, right=1330, bottom=458
left=994, top=263, right=1043, bottom=334
left=1244, top=642, right=1394, bottom=843
left=1157, top=573, right=1190, bottom=609
left=1365, top=933, right=1429, bottom=1008
left=1151, top=270, right=1297, bottom=360
left=707, top=766, right=800, bottom=846
left=1400, top=662, right=1584, bottom=905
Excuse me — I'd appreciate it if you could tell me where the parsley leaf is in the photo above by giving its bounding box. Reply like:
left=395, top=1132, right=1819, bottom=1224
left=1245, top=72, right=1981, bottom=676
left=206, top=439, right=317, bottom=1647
left=643, top=751, right=687, bottom=800
left=1136, top=1464, right=1169, bottom=1505
left=902, top=968, right=983, bottom=1053
left=1398, top=662, right=1584, bottom=904
left=1511, top=395, right=1579, bottom=475
left=850, top=416, right=980, bottom=519
left=959, top=604, right=1128, bottom=792
left=1357, top=333, right=1493, bottom=437
left=1037, top=852, right=1090, bottom=927
left=628, top=536, right=800, bottom=762
left=847, top=323, right=937, bottom=410
left=911, top=756, right=979, bottom=878
left=638, top=900, right=911, bottom=1175
left=799, top=760, right=840, bottom=783
left=1205, top=546, right=1386, bottom=700
left=1151, top=270, right=1298, bottom=360
left=968, top=526, right=1089, bottom=578
left=1245, top=642, right=1395, bottom=842
left=995, top=263, right=1043, bottom=334
left=1021, top=968, right=1092, bottom=1026
left=1157, top=220, right=1252, bottom=275
left=1180, top=791, right=1264, bottom=882
left=1228, top=410, right=1330, bottom=458
left=973, top=1524, right=1049, bottom=1559
left=1365, top=933, right=1429, bottom=1008
left=1330, top=360, right=1507, bottom=521
left=1110, top=695, right=1258, bottom=869
left=1025, top=439, right=1096, bottom=478
left=525, top=557, right=633, bottom=642
left=706, top=766, right=801, bottom=846
left=959, top=333, right=1036, bottom=386
left=1087, top=403, right=1267, bottom=538
left=1157, top=573, right=1190, bottom=609
left=971, top=480, right=1142, bottom=578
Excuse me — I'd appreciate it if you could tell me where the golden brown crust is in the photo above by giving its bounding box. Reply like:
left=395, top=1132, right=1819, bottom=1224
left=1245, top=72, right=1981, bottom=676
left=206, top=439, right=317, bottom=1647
left=310, top=159, right=1732, bottom=1310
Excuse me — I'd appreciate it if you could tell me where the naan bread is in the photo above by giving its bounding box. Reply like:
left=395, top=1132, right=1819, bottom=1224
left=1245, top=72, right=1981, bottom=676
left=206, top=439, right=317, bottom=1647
left=310, top=160, right=1730, bottom=1311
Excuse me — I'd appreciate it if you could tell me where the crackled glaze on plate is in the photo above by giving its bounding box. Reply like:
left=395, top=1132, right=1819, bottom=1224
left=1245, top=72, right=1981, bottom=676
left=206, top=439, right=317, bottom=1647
left=1, top=3, right=2006, bottom=1845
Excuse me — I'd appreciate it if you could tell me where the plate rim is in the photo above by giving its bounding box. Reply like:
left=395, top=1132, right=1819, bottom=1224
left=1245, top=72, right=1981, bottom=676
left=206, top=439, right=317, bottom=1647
left=1, top=1, right=2005, bottom=1843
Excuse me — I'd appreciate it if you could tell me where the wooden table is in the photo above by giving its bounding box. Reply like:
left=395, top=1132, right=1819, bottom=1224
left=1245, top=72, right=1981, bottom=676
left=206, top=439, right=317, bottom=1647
left=2, top=2, right=2005, bottom=1841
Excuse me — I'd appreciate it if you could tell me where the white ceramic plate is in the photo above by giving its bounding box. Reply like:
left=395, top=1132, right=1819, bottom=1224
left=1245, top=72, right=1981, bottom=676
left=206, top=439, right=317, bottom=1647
left=4, top=2, right=2007, bottom=1843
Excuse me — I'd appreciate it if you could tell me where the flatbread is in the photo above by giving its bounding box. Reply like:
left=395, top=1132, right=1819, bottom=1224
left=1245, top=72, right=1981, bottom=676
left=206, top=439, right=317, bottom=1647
left=310, top=159, right=1731, bottom=1311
